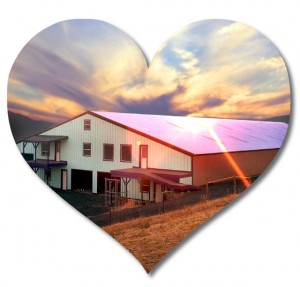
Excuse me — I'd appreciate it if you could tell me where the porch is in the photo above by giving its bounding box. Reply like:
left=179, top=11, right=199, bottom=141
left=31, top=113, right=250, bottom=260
left=109, top=167, right=198, bottom=203
left=22, top=135, right=68, bottom=184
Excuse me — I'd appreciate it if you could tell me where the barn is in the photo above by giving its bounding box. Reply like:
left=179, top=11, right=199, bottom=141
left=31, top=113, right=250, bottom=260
left=18, top=111, right=288, bottom=202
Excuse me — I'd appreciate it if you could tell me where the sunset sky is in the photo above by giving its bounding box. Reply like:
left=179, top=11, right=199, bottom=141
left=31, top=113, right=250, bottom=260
left=7, top=19, right=290, bottom=123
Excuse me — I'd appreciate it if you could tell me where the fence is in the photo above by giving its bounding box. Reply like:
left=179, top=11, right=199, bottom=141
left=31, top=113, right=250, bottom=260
left=91, top=174, right=256, bottom=226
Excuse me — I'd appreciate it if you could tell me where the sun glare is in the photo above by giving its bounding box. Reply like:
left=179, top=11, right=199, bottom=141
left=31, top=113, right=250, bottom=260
left=209, top=128, right=251, bottom=188
left=174, top=117, right=251, bottom=188
left=175, top=117, right=218, bottom=134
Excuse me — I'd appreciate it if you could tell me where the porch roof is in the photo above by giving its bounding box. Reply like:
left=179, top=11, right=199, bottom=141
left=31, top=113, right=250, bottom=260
left=23, top=135, right=68, bottom=143
left=111, top=167, right=196, bottom=191
left=27, top=159, right=68, bottom=169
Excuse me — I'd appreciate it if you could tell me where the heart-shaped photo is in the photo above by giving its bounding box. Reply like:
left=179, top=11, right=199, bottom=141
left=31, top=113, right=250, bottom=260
left=7, top=19, right=290, bottom=273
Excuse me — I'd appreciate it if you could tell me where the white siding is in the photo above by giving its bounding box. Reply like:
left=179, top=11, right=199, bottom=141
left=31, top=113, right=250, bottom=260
left=17, top=141, right=35, bottom=155
left=17, top=140, right=56, bottom=161
left=180, top=176, right=192, bottom=185
left=124, top=179, right=155, bottom=201
left=18, top=138, right=61, bottom=188
left=39, top=113, right=191, bottom=195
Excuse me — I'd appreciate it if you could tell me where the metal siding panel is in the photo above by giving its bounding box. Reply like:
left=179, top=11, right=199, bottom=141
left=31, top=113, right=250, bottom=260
left=193, top=149, right=278, bottom=186
left=40, top=114, right=191, bottom=196
left=180, top=177, right=192, bottom=185
left=50, top=167, right=63, bottom=189
left=18, top=141, right=36, bottom=158
left=37, top=169, right=44, bottom=180
left=126, top=179, right=140, bottom=200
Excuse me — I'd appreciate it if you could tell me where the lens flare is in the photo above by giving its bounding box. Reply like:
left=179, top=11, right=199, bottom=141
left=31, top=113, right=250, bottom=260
left=209, top=128, right=251, bottom=188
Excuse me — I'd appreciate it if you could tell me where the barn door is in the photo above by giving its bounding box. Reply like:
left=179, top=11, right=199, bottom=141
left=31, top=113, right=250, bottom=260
left=61, top=170, right=67, bottom=190
left=139, top=145, right=148, bottom=169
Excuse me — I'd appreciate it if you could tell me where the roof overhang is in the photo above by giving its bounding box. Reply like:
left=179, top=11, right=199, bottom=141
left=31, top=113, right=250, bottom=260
left=27, top=159, right=68, bottom=168
left=23, top=135, right=68, bottom=143
left=111, top=167, right=197, bottom=191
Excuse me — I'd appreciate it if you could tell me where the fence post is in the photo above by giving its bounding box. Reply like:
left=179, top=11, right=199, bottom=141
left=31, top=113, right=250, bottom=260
left=233, top=175, right=236, bottom=194
left=205, top=177, right=209, bottom=200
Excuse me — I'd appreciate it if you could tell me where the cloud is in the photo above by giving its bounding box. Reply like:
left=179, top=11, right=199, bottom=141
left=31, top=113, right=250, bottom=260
left=7, top=19, right=290, bottom=123
left=198, top=97, right=225, bottom=109
left=8, top=19, right=148, bottom=122
left=155, top=20, right=290, bottom=119
left=116, top=85, right=187, bottom=116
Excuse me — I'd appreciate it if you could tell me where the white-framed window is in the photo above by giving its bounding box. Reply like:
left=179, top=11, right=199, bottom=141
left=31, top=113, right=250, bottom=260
left=84, top=119, right=91, bottom=130
left=41, top=143, right=49, bottom=156
left=83, top=142, right=91, bottom=157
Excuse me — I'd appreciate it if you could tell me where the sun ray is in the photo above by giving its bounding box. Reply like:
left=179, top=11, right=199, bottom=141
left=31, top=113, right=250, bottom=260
left=209, top=128, right=251, bottom=188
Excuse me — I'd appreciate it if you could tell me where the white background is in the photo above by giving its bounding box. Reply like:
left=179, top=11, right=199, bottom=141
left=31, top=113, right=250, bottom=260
left=0, top=0, right=299, bottom=286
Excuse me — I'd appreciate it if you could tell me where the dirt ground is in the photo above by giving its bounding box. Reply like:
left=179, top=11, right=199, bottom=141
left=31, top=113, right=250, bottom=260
left=103, top=194, right=239, bottom=273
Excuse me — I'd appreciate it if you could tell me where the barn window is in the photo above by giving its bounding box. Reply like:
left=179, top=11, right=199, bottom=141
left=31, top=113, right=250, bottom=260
left=41, top=143, right=49, bottom=156
left=120, top=144, right=132, bottom=162
left=103, top=144, right=114, bottom=161
left=140, top=179, right=150, bottom=193
left=84, top=119, right=91, bottom=130
left=83, top=142, right=91, bottom=157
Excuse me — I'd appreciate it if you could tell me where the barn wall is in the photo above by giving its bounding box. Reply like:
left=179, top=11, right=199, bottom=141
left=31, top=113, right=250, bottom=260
left=51, top=167, right=63, bottom=188
left=17, top=141, right=35, bottom=156
left=40, top=113, right=191, bottom=194
left=17, top=138, right=63, bottom=188
left=192, top=149, right=278, bottom=186
left=17, top=142, right=55, bottom=185
left=125, top=180, right=155, bottom=201
left=17, top=140, right=56, bottom=161
left=180, top=176, right=192, bottom=185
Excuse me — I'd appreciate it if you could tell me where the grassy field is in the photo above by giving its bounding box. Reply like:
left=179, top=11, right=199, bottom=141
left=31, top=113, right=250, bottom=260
left=103, top=193, right=239, bottom=273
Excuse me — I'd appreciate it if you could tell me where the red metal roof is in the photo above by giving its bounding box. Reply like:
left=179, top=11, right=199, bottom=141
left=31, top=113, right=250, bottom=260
left=111, top=167, right=195, bottom=190
left=92, top=111, right=288, bottom=155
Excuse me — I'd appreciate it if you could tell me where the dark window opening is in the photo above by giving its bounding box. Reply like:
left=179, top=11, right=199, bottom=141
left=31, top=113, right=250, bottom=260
left=41, top=143, right=49, bottom=157
left=120, top=144, right=132, bottom=162
left=103, top=144, right=114, bottom=161
left=84, top=119, right=91, bottom=130
left=71, top=169, right=92, bottom=192
left=141, top=179, right=150, bottom=193
left=83, top=142, right=91, bottom=157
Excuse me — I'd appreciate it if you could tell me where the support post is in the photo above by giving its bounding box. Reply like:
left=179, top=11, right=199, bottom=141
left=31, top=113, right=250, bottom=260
left=109, top=204, right=112, bottom=225
left=23, top=142, right=27, bottom=153
left=33, top=167, right=39, bottom=173
left=205, top=177, right=209, bottom=200
left=32, top=142, right=39, bottom=163
left=121, top=178, right=131, bottom=198
left=45, top=168, right=51, bottom=186
left=47, top=142, right=50, bottom=164
left=162, top=187, right=165, bottom=213
left=233, top=175, right=237, bottom=194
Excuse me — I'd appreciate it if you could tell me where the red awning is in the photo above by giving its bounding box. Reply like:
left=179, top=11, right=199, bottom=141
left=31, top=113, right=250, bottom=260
left=111, top=167, right=197, bottom=191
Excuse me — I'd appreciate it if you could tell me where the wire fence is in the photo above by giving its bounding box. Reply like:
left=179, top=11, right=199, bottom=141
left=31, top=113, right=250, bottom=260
left=89, top=175, right=257, bottom=226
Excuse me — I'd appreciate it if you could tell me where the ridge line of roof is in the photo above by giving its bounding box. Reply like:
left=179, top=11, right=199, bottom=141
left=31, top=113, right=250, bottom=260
left=89, top=111, right=194, bottom=156
left=91, top=111, right=289, bottom=125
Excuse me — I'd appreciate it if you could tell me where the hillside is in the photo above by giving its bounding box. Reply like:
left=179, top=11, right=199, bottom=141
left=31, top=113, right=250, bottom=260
left=264, top=114, right=289, bottom=123
left=8, top=111, right=54, bottom=142
left=103, top=194, right=238, bottom=273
